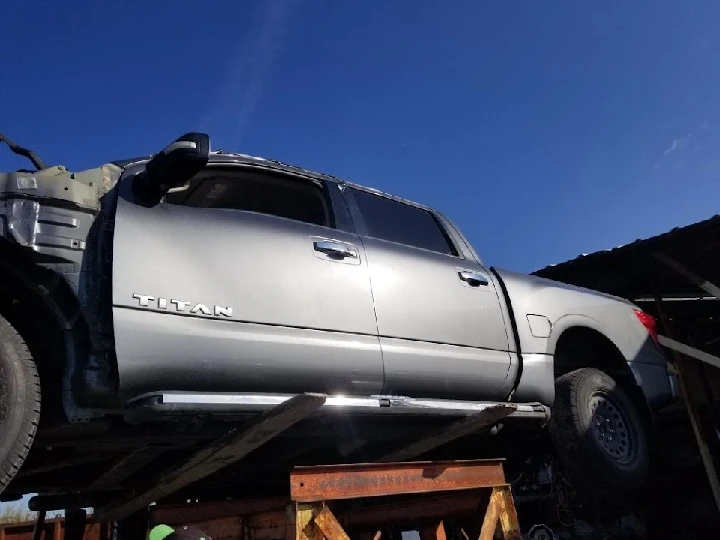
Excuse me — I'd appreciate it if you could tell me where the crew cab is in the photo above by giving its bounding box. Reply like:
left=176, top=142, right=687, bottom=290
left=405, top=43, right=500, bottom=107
left=0, top=132, right=675, bottom=505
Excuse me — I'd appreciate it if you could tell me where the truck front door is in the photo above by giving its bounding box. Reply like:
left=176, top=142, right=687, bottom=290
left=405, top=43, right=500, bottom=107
left=111, top=166, right=383, bottom=398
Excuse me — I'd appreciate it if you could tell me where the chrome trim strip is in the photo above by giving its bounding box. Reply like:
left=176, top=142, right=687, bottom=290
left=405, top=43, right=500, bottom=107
left=126, top=391, right=549, bottom=421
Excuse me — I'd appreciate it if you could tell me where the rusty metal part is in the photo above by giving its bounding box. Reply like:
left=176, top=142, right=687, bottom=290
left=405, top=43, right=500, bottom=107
left=290, top=459, right=505, bottom=502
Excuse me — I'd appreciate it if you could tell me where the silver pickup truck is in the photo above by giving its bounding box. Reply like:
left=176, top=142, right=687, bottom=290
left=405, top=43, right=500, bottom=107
left=0, top=132, right=675, bottom=503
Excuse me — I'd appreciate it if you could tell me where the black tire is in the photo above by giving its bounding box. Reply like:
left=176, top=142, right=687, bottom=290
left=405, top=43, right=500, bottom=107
left=0, top=314, right=41, bottom=495
left=548, top=367, right=649, bottom=492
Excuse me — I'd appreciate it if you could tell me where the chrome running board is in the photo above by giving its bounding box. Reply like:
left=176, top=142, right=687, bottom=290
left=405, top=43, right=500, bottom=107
left=125, top=391, right=550, bottom=424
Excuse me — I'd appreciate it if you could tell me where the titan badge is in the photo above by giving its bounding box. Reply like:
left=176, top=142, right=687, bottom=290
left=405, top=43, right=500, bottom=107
left=132, top=294, right=233, bottom=318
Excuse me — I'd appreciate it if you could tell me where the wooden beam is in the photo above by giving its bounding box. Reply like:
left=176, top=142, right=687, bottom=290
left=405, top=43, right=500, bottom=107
left=89, top=447, right=168, bottom=490
left=494, top=486, right=521, bottom=539
left=653, top=252, right=720, bottom=300
left=655, top=296, right=720, bottom=513
left=313, top=506, right=350, bottom=540
left=659, top=335, right=720, bottom=370
left=96, top=393, right=326, bottom=522
left=294, top=503, right=321, bottom=540
left=478, top=488, right=500, bottom=540
left=375, top=404, right=516, bottom=463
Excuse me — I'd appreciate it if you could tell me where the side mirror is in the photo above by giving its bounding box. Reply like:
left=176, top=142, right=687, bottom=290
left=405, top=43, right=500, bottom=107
left=132, top=132, right=210, bottom=207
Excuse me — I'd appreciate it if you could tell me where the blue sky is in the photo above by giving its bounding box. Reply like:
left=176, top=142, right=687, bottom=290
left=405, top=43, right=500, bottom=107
left=1, top=0, right=719, bottom=273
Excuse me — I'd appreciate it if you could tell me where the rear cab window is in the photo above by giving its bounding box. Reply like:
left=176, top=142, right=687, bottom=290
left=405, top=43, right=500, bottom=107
left=165, top=170, right=332, bottom=228
left=345, top=186, right=458, bottom=256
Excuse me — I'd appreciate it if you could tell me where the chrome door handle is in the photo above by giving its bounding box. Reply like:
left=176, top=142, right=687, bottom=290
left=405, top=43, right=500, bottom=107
left=313, top=240, right=358, bottom=259
left=458, top=270, right=489, bottom=287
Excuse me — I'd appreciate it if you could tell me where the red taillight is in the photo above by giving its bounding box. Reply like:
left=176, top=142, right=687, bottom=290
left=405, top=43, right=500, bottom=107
left=634, top=309, right=659, bottom=345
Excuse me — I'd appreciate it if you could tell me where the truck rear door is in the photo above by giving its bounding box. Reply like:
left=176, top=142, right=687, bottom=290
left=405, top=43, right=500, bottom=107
left=111, top=167, right=383, bottom=398
left=343, top=185, right=513, bottom=401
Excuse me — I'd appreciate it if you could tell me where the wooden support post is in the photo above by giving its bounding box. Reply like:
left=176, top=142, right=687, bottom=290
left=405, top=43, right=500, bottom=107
left=96, top=393, right=326, bottom=521
left=655, top=295, right=720, bottom=513
left=31, top=510, right=46, bottom=540
left=294, top=503, right=327, bottom=540
left=478, top=488, right=500, bottom=540
left=314, top=506, right=351, bottom=540
left=479, top=487, right=521, bottom=540
left=495, top=486, right=521, bottom=540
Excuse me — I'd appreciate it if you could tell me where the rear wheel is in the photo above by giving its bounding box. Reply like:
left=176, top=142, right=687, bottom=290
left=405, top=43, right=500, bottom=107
left=0, top=314, right=41, bottom=494
left=548, top=367, right=649, bottom=492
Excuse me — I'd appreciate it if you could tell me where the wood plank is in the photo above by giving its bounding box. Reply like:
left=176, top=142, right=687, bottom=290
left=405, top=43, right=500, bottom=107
left=655, top=296, right=720, bottom=513
left=478, top=489, right=499, bottom=540
left=659, top=335, right=720, bottom=370
left=495, top=486, right=521, bottom=540
left=89, top=447, right=168, bottom=490
left=96, top=393, right=326, bottom=522
left=294, top=503, right=321, bottom=540
left=653, top=252, right=720, bottom=301
left=313, top=507, right=350, bottom=540
left=375, top=404, right=516, bottom=463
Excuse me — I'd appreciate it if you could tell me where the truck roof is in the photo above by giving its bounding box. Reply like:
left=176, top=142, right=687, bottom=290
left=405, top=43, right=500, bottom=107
left=112, top=150, right=431, bottom=212
left=112, top=151, right=345, bottom=185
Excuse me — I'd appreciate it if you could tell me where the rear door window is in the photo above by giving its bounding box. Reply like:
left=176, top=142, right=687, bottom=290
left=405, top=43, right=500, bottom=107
left=346, top=187, right=457, bottom=256
left=165, top=172, right=331, bottom=227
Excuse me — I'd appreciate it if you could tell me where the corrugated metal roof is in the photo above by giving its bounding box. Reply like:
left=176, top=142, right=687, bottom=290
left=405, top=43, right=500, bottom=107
left=533, top=214, right=720, bottom=300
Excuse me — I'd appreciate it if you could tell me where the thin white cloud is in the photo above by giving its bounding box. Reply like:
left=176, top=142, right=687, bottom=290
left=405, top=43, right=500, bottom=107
left=654, top=133, right=691, bottom=169
left=663, top=135, right=690, bottom=156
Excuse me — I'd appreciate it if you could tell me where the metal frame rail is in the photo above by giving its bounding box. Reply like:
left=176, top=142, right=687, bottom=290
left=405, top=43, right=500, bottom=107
left=149, top=459, right=522, bottom=540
